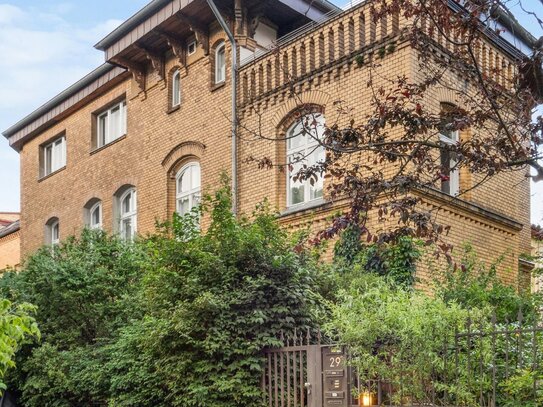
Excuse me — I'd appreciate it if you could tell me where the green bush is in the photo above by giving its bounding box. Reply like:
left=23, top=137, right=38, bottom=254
left=434, top=244, right=539, bottom=323
left=0, top=185, right=326, bottom=406
left=326, top=273, right=482, bottom=405
left=0, top=299, right=39, bottom=393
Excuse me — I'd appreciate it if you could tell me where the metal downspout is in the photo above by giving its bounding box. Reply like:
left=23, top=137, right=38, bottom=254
left=206, top=0, right=238, bottom=215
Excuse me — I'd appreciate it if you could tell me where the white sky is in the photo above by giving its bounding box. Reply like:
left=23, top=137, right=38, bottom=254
left=0, top=0, right=542, bottom=224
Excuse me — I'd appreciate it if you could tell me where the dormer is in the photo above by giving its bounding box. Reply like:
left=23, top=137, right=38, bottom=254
left=93, top=0, right=341, bottom=92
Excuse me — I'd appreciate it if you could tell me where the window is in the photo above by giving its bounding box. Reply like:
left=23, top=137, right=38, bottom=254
left=45, top=218, right=60, bottom=245
left=215, top=42, right=226, bottom=84
left=88, top=201, right=102, bottom=230
left=187, top=41, right=196, bottom=55
left=41, top=136, right=66, bottom=177
left=176, top=162, right=201, bottom=215
left=118, top=188, right=137, bottom=240
left=439, top=126, right=460, bottom=196
left=286, top=114, right=326, bottom=207
left=172, top=70, right=181, bottom=107
left=96, top=100, right=127, bottom=148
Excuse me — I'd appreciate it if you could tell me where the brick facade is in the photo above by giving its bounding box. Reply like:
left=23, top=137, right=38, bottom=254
left=4, top=0, right=532, bottom=284
left=0, top=214, right=21, bottom=271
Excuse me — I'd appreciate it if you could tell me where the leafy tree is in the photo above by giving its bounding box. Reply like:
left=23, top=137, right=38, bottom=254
left=334, top=227, right=422, bottom=288
left=434, top=244, right=539, bottom=322
left=0, top=299, right=39, bottom=393
left=105, top=187, right=326, bottom=407
left=0, top=230, right=146, bottom=406
left=0, top=185, right=326, bottom=406
left=326, top=273, right=482, bottom=405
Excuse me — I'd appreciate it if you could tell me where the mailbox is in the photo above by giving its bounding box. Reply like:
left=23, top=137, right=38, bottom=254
left=322, top=346, right=349, bottom=407
left=321, top=346, right=364, bottom=407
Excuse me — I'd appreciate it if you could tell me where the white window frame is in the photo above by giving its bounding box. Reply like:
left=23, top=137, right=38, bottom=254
left=119, top=188, right=137, bottom=240
left=187, top=40, right=196, bottom=55
left=215, top=42, right=226, bottom=84
left=176, top=162, right=201, bottom=216
left=286, top=114, right=326, bottom=208
left=43, top=136, right=66, bottom=177
left=172, top=70, right=181, bottom=107
left=439, top=129, right=460, bottom=196
left=97, top=100, right=127, bottom=148
left=89, top=201, right=102, bottom=230
left=46, top=220, right=60, bottom=246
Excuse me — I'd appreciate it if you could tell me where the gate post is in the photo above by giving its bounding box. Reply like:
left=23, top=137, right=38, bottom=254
left=306, top=345, right=323, bottom=407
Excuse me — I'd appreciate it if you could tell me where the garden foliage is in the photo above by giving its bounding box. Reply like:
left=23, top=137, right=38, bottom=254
left=0, top=186, right=325, bottom=406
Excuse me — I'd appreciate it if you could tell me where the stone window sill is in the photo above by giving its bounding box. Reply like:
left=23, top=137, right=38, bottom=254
left=280, top=198, right=329, bottom=218
left=38, top=166, right=66, bottom=183
left=90, top=134, right=127, bottom=156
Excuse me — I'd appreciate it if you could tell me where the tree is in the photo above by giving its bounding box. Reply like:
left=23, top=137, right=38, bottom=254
left=0, top=185, right=327, bottom=406
left=0, top=299, right=39, bottom=393
left=244, top=0, right=543, bottom=258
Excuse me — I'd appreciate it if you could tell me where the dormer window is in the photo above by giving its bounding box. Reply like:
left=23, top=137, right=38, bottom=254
left=187, top=41, right=196, bottom=55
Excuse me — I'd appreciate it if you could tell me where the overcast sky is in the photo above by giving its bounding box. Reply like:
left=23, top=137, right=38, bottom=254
left=0, top=0, right=542, bottom=224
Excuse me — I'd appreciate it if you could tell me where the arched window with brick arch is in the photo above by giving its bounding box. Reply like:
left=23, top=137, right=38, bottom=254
left=214, top=41, right=226, bottom=84
left=283, top=110, right=326, bottom=207
left=45, top=217, right=60, bottom=246
left=162, top=141, right=206, bottom=218
left=171, top=68, right=181, bottom=108
left=113, top=185, right=137, bottom=241
left=176, top=162, right=201, bottom=215
left=84, top=198, right=102, bottom=230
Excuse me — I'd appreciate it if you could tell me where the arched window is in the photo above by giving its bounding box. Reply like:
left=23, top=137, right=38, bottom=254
left=45, top=217, right=60, bottom=246
left=215, top=42, right=226, bottom=84
left=118, top=188, right=137, bottom=240
left=89, top=201, right=102, bottom=230
left=286, top=113, right=326, bottom=207
left=176, top=162, right=201, bottom=215
left=172, top=69, right=181, bottom=107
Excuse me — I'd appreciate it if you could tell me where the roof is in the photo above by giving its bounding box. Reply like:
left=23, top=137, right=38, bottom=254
left=95, top=0, right=340, bottom=51
left=3, top=0, right=340, bottom=150
left=2, top=63, right=127, bottom=151
left=95, top=0, right=173, bottom=50
left=0, top=220, right=20, bottom=239
left=1, top=0, right=536, bottom=151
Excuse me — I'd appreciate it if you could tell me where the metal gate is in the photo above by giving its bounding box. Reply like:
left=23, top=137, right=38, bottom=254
left=262, top=332, right=356, bottom=407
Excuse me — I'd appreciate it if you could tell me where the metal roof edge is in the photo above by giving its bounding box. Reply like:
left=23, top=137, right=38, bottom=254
left=2, top=63, right=119, bottom=140
left=490, top=5, right=538, bottom=50
left=95, top=0, right=172, bottom=50
left=0, top=220, right=20, bottom=239
left=94, top=0, right=341, bottom=51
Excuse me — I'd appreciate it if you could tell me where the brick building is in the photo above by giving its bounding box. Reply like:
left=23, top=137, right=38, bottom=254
left=1, top=0, right=535, bottom=282
left=0, top=213, right=21, bottom=271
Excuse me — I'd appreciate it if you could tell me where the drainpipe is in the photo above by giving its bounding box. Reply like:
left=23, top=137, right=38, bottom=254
left=206, top=0, right=238, bottom=216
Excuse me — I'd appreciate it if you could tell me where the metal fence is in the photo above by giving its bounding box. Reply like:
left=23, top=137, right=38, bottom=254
left=264, top=313, right=543, bottom=406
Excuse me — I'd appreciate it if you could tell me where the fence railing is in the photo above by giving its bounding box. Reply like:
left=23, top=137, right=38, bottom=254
left=265, top=313, right=543, bottom=406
